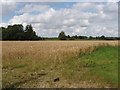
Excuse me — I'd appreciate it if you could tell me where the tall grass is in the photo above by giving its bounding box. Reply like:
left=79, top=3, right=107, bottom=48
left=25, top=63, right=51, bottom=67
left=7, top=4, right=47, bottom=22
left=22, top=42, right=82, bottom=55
left=2, top=41, right=118, bottom=88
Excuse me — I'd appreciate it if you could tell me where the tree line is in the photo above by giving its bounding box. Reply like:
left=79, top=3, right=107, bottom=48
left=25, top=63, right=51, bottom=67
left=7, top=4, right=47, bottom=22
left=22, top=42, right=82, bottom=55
left=0, top=24, right=119, bottom=40
left=1, top=24, right=42, bottom=40
left=58, top=31, right=120, bottom=40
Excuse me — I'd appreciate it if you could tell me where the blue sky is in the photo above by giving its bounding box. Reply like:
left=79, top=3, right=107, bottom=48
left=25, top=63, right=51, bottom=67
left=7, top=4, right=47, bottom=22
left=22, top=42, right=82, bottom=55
left=2, top=2, right=76, bottom=22
left=2, top=2, right=108, bottom=22
left=1, top=2, right=118, bottom=37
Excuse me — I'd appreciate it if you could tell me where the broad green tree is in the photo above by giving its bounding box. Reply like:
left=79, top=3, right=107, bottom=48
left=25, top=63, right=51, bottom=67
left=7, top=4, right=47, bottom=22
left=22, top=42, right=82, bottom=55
left=58, top=31, right=67, bottom=40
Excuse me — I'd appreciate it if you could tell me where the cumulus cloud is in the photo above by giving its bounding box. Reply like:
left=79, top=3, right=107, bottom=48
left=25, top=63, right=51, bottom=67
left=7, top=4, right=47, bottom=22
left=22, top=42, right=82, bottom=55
left=1, top=1, right=17, bottom=16
left=16, top=4, right=50, bottom=13
left=1, top=2, right=118, bottom=37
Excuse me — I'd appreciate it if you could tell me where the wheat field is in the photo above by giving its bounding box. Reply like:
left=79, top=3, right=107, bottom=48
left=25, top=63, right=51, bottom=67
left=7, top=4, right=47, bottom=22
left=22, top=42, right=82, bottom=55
left=2, top=41, right=118, bottom=61
left=2, top=41, right=118, bottom=88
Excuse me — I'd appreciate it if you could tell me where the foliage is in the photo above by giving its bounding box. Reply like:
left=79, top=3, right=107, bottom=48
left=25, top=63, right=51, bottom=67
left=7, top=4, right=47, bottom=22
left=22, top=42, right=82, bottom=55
left=1, top=24, right=42, bottom=40
left=58, top=31, right=67, bottom=40
left=58, top=31, right=119, bottom=40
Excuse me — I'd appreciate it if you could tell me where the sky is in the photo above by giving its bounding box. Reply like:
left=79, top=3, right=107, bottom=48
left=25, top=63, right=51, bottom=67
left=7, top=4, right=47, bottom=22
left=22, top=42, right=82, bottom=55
left=0, top=0, right=119, bottom=37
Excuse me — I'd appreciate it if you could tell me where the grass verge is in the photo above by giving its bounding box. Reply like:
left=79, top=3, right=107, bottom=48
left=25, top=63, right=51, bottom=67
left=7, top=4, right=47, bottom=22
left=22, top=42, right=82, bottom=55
left=61, top=46, right=118, bottom=87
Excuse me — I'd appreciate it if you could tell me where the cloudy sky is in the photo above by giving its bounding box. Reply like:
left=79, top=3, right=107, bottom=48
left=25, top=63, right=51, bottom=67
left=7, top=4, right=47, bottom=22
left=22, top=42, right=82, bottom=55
left=1, top=0, right=119, bottom=37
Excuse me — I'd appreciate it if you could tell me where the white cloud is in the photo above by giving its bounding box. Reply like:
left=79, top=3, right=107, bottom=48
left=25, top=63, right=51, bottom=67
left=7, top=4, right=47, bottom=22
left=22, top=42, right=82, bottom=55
left=108, top=0, right=119, bottom=3
left=16, top=4, right=50, bottom=13
left=1, top=1, right=17, bottom=16
left=1, top=2, right=118, bottom=37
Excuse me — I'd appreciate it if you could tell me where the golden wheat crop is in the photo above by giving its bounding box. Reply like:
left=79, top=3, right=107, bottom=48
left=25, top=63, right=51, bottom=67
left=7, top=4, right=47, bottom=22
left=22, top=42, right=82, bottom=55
left=2, top=41, right=118, bottom=61
left=1, top=40, right=118, bottom=88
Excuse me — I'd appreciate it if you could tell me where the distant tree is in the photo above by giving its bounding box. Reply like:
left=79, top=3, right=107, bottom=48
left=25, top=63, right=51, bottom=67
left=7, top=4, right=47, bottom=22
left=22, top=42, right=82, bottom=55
left=1, top=27, right=7, bottom=40
left=78, top=36, right=83, bottom=39
left=58, top=31, right=67, bottom=40
left=69, top=35, right=77, bottom=40
left=95, top=35, right=106, bottom=40
left=100, top=35, right=106, bottom=40
left=73, top=35, right=78, bottom=39
left=12, top=24, right=24, bottom=40
left=1, top=24, right=41, bottom=40
left=2, top=24, right=24, bottom=40
left=105, top=37, right=114, bottom=40
left=66, top=35, right=71, bottom=40
left=89, top=36, right=93, bottom=40
left=69, top=37, right=75, bottom=40
left=79, top=36, right=88, bottom=39
left=95, top=36, right=100, bottom=40
left=25, top=24, right=39, bottom=40
left=67, top=35, right=70, bottom=38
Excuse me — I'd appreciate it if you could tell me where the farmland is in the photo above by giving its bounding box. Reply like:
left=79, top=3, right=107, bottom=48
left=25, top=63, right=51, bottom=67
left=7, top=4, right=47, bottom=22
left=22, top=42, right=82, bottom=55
left=2, top=41, right=119, bottom=88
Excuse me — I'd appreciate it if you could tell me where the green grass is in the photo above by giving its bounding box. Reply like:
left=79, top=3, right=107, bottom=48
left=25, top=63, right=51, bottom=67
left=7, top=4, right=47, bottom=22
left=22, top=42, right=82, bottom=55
left=80, top=46, right=118, bottom=86
left=61, top=46, right=118, bottom=87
